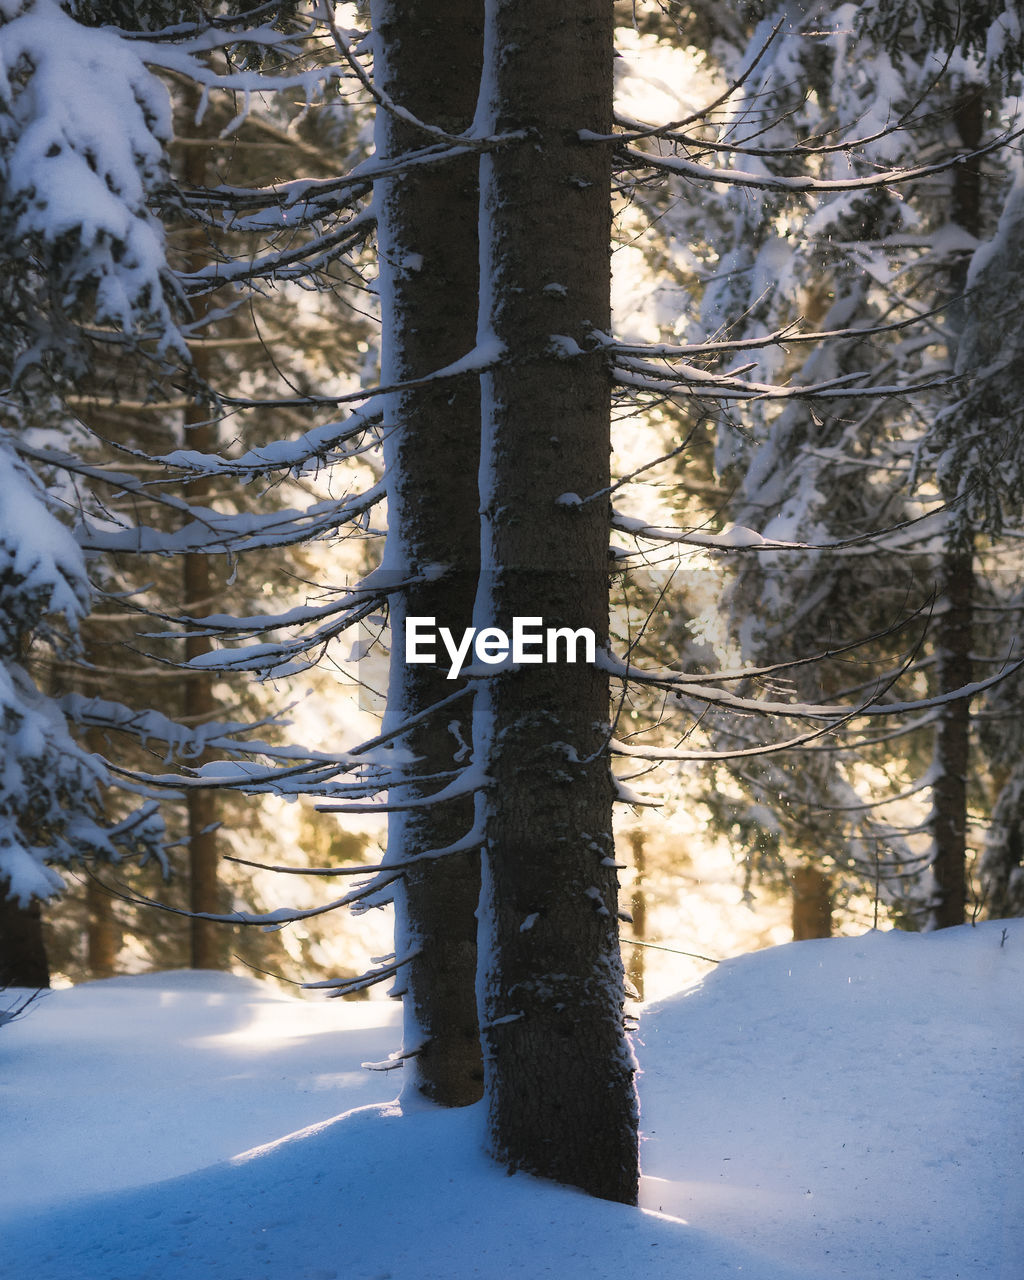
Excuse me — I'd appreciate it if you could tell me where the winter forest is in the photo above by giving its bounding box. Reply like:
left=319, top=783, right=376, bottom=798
left=1, top=0, right=1022, bottom=1275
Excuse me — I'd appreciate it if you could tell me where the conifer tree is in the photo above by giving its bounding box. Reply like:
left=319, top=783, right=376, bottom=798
left=3, top=0, right=1020, bottom=1202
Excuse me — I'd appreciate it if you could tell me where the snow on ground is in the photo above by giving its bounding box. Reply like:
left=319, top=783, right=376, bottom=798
left=1, top=921, right=1021, bottom=1280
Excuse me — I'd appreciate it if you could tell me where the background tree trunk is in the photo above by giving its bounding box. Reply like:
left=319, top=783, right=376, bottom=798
left=929, top=543, right=973, bottom=928
left=181, top=96, right=227, bottom=971
left=0, top=887, right=50, bottom=989
left=627, top=829, right=647, bottom=1000
left=791, top=865, right=833, bottom=940
left=473, top=0, right=639, bottom=1204
left=86, top=874, right=119, bottom=977
left=183, top=544, right=224, bottom=968
left=373, top=0, right=485, bottom=1106
left=928, top=87, right=984, bottom=930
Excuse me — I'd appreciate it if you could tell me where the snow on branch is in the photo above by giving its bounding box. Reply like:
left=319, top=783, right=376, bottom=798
left=177, top=210, right=375, bottom=293
left=138, top=566, right=440, bottom=675
left=602, top=646, right=1023, bottom=749
left=153, top=412, right=381, bottom=481
left=90, top=821, right=485, bottom=930
left=212, top=340, right=504, bottom=412
left=608, top=17, right=789, bottom=146
left=596, top=305, right=952, bottom=361
left=104, top=748, right=376, bottom=798
left=12, top=437, right=385, bottom=552
left=302, top=950, right=419, bottom=999
left=82, top=496, right=382, bottom=556
left=610, top=355, right=954, bottom=404
left=87, top=865, right=404, bottom=928
left=610, top=126, right=1024, bottom=196
left=0, top=0, right=187, bottom=383
left=176, top=141, right=485, bottom=218
left=0, top=438, right=90, bottom=637
left=226, top=823, right=485, bottom=884
left=313, top=770, right=485, bottom=816
left=61, top=693, right=299, bottom=762
left=319, top=1, right=527, bottom=152
left=611, top=500, right=955, bottom=557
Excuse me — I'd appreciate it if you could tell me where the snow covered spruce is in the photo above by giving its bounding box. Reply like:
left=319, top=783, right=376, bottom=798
left=0, top=0, right=1021, bottom=1217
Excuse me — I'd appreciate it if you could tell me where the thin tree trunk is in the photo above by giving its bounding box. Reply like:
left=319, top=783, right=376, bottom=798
left=181, top=100, right=225, bottom=970
left=791, top=864, right=833, bottom=940
left=474, top=0, right=638, bottom=1204
left=183, top=544, right=222, bottom=969
left=86, top=873, right=118, bottom=977
left=929, top=544, right=973, bottom=928
left=628, top=829, right=646, bottom=1000
left=928, top=87, right=983, bottom=930
left=373, top=0, right=484, bottom=1105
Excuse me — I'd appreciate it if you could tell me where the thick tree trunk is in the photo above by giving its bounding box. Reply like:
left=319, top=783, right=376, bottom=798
left=473, top=0, right=638, bottom=1204
left=0, top=884, right=50, bottom=989
left=791, top=864, right=833, bottom=940
left=373, top=0, right=484, bottom=1106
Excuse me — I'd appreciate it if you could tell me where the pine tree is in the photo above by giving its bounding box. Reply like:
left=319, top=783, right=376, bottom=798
left=470, top=0, right=638, bottom=1202
left=5, top=0, right=1021, bottom=1203
left=628, top=0, right=1024, bottom=930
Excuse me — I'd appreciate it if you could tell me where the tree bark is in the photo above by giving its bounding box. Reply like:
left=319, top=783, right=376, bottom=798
left=929, top=544, right=973, bottom=928
left=928, top=87, right=984, bottom=930
left=182, top=539, right=223, bottom=967
left=86, top=872, right=119, bottom=977
left=373, top=0, right=485, bottom=1105
left=183, top=545, right=224, bottom=969
left=181, top=95, right=226, bottom=971
left=473, top=0, right=638, bottom=1204
left=627, top=829, right=646, bottom=1000
left=0, top=885, right=50, bottom=989
left=791, top=864, right=833, bottom=940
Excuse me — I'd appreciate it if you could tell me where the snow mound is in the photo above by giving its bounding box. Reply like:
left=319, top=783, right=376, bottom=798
left=1, top=924, right=1021, bottom=1280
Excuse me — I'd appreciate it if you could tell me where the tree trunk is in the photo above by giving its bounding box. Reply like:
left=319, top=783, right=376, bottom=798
left=373, top=0, right=485, bottom=1106
left=627, top=829, right=646, bottom=1000
left=181, top=101, right=226, bottom=971
left=791, top=864, right=833, bottom=940
left=473, top=0, right=638, bottom=1204
left=928, top=87, right=984, bottom=930
left=929, top=544, right=973, bottom=928
left=0, top=884, right=50, bottom=989
left=86, top=873, right=119, bottom=977
left=183, top=546, right=224, bottom=969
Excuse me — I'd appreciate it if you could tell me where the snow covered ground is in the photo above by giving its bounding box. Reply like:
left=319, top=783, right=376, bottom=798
left=1, top=920, right=1021, bottom=1280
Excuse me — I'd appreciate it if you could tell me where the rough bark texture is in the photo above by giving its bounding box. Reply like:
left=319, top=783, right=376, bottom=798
left=0, top=885, right=50, bottom=988
left=373, top=0, right=484, bottom=1106
left=791, top=864, right=833, bottom=940
left=474, top=0, right=639, bottom=1204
